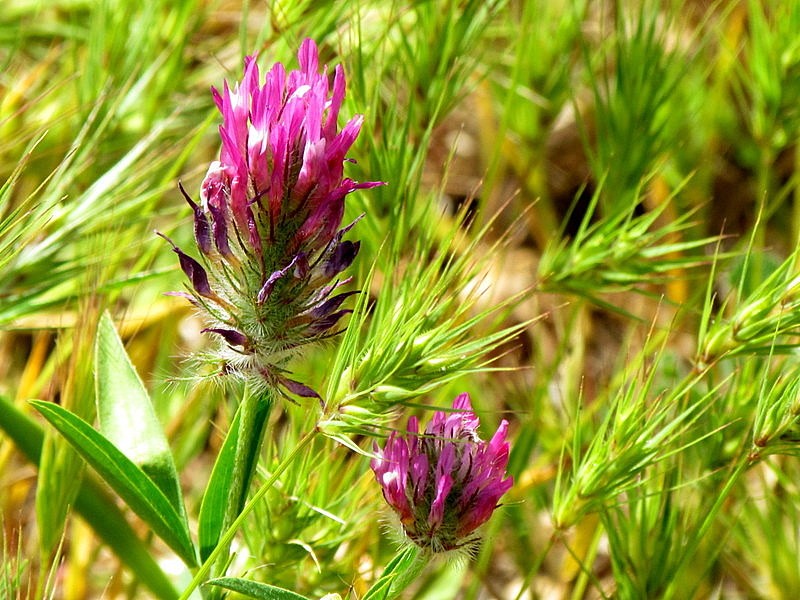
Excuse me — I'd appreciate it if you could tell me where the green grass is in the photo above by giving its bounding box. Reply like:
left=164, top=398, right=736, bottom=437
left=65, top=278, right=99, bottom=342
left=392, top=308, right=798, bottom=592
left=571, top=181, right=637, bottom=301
left=2, top=0, right=800, bottom=598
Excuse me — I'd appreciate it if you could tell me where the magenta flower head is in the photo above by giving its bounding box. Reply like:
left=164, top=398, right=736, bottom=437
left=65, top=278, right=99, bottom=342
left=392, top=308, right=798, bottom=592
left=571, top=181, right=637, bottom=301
left=370, top=393, right=513, bottom=553
left=163, top=39, right=383, bottom=397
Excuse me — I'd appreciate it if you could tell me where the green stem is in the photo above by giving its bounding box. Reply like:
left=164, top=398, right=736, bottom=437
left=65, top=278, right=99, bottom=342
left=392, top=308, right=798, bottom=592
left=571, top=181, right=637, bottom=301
left=180, top=427, right=319, bottom=600
left=209, top=388, right=273, bottom=595
left=752, top=145, right=774, bottom=284
left=793, top=144, right=800, bottom=257
left=569, top=517, right=604, bottom=600
left=227, top=389, right=273, bottom=531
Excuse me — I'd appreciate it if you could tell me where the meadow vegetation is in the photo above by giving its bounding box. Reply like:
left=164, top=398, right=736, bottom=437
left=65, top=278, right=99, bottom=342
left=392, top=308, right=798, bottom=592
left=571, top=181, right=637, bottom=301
left=2, top=1, right=800, bottom=598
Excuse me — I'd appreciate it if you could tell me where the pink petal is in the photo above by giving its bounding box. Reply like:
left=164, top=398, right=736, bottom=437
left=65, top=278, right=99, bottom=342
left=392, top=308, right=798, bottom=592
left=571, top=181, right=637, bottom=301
left=298, top=38, right=319, bottom=75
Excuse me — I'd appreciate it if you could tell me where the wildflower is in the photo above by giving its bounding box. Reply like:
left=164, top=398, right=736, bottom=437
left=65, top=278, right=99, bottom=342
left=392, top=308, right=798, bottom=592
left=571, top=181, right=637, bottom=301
left=370, top=393, right=513, bottom=553
left=164, top=39, right=382, bottom=397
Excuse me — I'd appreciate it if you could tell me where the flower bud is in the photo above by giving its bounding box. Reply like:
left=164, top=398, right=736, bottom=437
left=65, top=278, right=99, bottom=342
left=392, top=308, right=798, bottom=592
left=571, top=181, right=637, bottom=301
left=370, top=393, right=513, bottom=553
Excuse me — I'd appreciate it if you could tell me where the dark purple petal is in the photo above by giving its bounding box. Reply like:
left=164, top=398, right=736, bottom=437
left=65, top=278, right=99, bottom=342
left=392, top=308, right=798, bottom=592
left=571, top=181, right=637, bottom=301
left=177, top=251, right=212, bottom=297
left=206, top=196, right=233, bottom=258
left=245, top=203, right=262, bottom=257
left=179, top=182, right=211, bottom=254
left=201, top=163, right=238, bottom=259
left=308, top=309, right=351, bottom=334
left=157, top=232, right=213, bottom=297
left=257, top=255, right=300, bottom=303
left=309, top=291, right=358, bottom=319
left=277, top=375, right=321, bottom=399
left=257, top=271, right=283, bottom=303
left=323, top=240, right=360, bottom=278
left=303, top=276, right=352, bottom=309
left=202, top=328, right=249, bottom=348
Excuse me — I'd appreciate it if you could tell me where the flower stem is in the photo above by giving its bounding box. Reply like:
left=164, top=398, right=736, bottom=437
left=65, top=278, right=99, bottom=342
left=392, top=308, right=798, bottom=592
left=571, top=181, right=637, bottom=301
left=227, top=388, right=273, bottom=529
left=209, top=387, right=273, bottom=596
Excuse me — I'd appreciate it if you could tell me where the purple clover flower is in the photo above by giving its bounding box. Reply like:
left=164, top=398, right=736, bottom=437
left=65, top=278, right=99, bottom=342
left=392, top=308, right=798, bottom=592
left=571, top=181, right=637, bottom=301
left=164, top=39, right=382, bottom=397
left=371, top=393, right=513, bottom=553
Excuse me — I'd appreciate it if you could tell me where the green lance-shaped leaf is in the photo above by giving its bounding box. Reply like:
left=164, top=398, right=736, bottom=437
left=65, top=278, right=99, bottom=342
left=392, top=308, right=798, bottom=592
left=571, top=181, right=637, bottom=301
left=205, top=577, right=310, bottom=600
left=95, top=311, right=186, bottom=517
left=0, top=395, right=179, bottom=599
left=30, top=400, right=197, bottom=567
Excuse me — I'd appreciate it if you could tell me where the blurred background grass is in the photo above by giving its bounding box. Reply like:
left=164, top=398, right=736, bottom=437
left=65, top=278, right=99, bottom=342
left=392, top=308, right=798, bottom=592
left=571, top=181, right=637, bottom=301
left=2, top=0, right=800, bottom=598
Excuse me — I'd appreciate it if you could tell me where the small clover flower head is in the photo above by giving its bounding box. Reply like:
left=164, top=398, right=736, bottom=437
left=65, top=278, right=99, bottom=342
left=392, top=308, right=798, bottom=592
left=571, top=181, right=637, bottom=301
left=164, top=39, right=383, bottom=398
left=370, top=393, right=513, bottom=553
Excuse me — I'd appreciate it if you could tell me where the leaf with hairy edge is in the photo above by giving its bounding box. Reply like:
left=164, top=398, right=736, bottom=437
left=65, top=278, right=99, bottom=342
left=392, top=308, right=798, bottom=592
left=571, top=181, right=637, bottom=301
left=30, top=400, right=197, bottom=567
left=95, top=311, right=185, bottom=518
left=0, top=395, right=179, bottom=599
left=205, top=578, right=310, bottom=600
